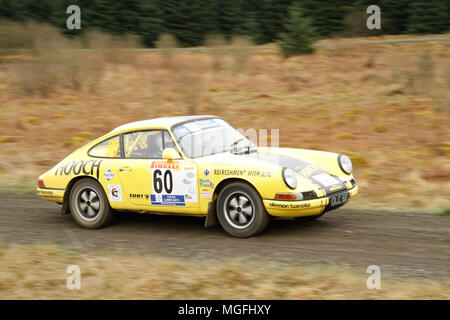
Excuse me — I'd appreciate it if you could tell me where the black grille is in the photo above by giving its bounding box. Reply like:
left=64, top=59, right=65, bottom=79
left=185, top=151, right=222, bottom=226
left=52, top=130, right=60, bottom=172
left=302, top=190, right=317, bottom=200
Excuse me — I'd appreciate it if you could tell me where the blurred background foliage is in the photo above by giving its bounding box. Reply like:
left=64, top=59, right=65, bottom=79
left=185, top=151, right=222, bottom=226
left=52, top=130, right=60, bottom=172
left=0, top=0, right=448, bottom=48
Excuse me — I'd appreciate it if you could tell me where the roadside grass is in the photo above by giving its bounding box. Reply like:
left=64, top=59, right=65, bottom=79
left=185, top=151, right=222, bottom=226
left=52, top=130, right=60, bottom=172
left=0, top=242, right=448, bottom=299
left=0, top=29, right=448, bottom=210
left=0, top=178, right=35, bottom=195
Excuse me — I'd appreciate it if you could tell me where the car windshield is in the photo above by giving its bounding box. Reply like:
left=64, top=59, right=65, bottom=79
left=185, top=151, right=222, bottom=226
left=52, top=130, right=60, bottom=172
left=172, top=118, right=255, bottom=158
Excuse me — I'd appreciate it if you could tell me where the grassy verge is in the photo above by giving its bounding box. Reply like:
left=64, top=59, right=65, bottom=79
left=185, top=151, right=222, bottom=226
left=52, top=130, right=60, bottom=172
left=0, top=242, right=448, bottom=299
left=0, top=178, right=36, bottom=195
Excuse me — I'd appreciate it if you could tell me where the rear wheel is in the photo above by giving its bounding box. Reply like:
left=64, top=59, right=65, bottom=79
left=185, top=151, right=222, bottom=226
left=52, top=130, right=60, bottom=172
left=216, top=182, right=269, bottom=238
left=69, top=178, right=113, bottom=229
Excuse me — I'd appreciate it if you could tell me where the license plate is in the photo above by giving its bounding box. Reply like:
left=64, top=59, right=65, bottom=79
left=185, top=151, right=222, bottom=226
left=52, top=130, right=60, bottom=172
left=328, top=192, right=350, bottom=207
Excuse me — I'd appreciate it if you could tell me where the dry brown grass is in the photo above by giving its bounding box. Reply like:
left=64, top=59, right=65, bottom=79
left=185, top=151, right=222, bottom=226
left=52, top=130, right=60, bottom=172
left=1, top=22, right=141, bottom=96
left=0, top=242, right=448, bottom=299
left=0, top=25, right=449, bottom=210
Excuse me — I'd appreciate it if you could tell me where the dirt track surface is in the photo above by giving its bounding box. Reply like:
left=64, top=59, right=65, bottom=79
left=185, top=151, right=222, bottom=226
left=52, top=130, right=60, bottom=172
left=0, top=195, right=449, bottom=279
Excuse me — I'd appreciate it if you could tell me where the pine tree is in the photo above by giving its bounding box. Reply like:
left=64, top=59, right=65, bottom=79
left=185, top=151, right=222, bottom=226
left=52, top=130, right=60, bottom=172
left=278, top=2, right=317, bottom=57
left=0, top=0, right=28, bottom=21
left=214, top=0, right=246, bottom=39
left=160, top=0, right=215, bottom=47
left=1, top=0, right=448, bottom=48
left=376, top=0, right=411, bottom=34
left=301, top=0, right=349, bottom=37
left=406, top=0, right=449, bottom=34
left=138, top=0, right=164, bottom=47
left=250, top=0, right=293, bottom=44
left=98, top=0, right=141, bottom=35
left=24, top=0, right=58, bottom=23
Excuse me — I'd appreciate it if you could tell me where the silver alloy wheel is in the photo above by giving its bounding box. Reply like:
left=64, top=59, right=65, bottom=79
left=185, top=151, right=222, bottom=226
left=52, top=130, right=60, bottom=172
left=223, top=192, right=255, bottom=229
left=76, top=187, right=102, bottom=221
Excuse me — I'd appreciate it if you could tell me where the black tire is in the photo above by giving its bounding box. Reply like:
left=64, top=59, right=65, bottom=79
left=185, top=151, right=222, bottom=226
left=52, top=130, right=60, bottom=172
left=216, top=182, right=269, bottom=238
left=69, top=178, right=114, bottom=229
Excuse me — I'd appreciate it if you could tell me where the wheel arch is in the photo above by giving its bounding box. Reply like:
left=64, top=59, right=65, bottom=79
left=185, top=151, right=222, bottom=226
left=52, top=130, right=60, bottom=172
left=62, top=175, right=103, bottom=215
left=213, top=177, right=261, bottom=199
left=205, top=177, right=262, bottom=227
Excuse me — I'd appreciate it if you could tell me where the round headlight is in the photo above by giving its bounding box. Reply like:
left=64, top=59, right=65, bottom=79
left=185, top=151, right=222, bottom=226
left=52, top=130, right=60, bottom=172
left=338, top=154, right=353, bottom=174
left=282, top=168, right=297, bottom=189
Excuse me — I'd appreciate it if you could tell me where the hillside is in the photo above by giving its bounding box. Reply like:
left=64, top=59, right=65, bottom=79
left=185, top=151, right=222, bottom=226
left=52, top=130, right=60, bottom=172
left=0, top=33, right=449, bottom=211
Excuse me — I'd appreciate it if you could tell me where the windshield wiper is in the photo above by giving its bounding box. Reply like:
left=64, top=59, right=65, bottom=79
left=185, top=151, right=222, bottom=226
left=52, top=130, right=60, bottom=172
left=230, top=143, right=257, bottom=155
left=230, top=138, right=244, bottom=148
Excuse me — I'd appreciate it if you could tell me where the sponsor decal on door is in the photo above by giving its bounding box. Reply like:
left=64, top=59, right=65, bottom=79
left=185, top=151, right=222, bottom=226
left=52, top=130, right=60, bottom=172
left=108, top=184, right=122, bottom=202
left=149, top=161, right=198, bottom=206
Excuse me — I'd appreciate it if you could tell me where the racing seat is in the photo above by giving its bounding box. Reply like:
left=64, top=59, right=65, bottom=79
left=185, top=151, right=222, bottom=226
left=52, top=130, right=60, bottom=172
left=145, top=133, right=163, bottom=159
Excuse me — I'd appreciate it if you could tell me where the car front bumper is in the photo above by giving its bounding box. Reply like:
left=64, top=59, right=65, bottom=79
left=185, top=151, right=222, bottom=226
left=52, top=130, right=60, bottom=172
left=263, top=185, right=359, bottom=217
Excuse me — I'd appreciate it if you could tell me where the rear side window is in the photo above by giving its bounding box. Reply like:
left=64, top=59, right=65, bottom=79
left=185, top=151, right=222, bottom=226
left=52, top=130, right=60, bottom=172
left=88, top=136, right=122, bottom=158
left=123, top=131, right=160, bottom=159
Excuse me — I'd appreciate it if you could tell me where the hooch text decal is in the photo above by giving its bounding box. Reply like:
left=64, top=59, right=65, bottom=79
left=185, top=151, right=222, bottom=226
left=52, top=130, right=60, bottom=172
left=55, top=160, right=103, bottom=179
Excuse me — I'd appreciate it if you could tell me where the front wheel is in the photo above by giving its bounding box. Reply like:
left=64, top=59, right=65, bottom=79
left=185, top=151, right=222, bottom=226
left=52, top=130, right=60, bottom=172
left=216, top=182, right=269, bottom=238
left=69, top=178, right=114, bottom=229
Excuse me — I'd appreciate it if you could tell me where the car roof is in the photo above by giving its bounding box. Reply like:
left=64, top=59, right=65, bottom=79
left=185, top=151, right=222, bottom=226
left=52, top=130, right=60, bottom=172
left=109, top=115, right=218, bottom=133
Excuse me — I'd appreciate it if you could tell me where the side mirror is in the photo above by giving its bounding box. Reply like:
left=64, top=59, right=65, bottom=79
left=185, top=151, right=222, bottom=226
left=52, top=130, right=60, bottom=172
left=162, top=148, right=181, bottom=160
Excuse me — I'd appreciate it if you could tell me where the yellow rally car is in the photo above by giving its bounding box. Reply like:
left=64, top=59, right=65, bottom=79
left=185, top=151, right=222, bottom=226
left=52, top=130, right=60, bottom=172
left=37, top=116, right=358, bottom=237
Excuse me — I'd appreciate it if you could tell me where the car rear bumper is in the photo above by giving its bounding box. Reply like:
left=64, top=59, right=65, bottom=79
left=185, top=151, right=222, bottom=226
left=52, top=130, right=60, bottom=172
left=37, top=187, right=65, bottom=202
left=264, top=185, right=358, bottom=217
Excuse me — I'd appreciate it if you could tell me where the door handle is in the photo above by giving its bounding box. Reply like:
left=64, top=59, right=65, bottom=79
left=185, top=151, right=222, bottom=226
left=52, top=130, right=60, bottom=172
left=119, top=167, right=132, bottom=172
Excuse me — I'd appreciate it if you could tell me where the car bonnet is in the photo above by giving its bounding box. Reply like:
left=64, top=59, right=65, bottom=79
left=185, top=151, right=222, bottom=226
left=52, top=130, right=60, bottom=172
left=244, top=152, right=347, bottom=195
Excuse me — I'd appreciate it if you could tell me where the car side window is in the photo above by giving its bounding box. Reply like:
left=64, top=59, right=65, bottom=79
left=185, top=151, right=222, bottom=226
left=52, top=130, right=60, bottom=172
left=123, top=130, right=179, bottom=159
left=88, top=136, right=121, bottom=158
left=123, top=131, right=160, bottom=159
